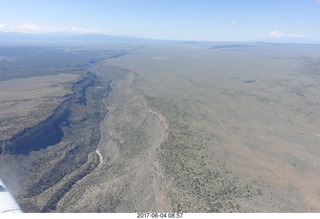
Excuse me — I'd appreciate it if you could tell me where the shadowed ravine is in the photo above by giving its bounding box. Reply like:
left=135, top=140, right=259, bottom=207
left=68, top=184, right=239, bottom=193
left=0, top=71, right=114, bottom=212
left=0, top=72, right=100, bottom=156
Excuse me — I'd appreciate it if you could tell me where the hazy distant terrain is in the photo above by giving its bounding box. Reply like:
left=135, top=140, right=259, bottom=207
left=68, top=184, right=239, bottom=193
left=1, top=40, right=320, bottom=212
left=101, top=43, right=320, bottom=212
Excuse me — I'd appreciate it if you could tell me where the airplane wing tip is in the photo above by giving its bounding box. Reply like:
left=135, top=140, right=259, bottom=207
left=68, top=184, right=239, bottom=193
left=0, top=178, right=23, bottom=213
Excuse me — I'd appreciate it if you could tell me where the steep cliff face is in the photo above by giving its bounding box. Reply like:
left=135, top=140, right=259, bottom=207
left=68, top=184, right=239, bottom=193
left=0, top=72, right=113, bottom=212
left=0, top=106, right=67, bottom=156
left=0, top=72, right=100, bottom=156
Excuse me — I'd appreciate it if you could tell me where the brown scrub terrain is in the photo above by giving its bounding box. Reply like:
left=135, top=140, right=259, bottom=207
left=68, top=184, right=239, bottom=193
left=95, top=43, right=320, bottom=212
left=1, top=43, right=320, bottom=212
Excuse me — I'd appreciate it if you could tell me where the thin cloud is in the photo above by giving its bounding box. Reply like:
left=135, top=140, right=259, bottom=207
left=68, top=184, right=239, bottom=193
left=0, top=22, right=100, bottom=34
left=18, top=23, right=42, bottom=32
left=268, top=30, right=303, bottom=38
left=269, top=31, right=286, bottom=38
left=231, top=20, right=238, bottom=25
left=228, top=20, right=241, bottom=25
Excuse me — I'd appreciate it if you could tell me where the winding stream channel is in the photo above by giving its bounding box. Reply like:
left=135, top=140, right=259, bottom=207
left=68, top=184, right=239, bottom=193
left=95, top=80, right=114, bottom=167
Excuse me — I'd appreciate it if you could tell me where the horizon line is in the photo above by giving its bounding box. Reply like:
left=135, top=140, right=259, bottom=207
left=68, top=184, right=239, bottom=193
left=0, top=31, right=320, bottom=44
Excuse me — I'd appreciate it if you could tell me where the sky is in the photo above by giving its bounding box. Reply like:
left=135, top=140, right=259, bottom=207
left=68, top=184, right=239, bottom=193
left=1, top=0, right=320, bottom=42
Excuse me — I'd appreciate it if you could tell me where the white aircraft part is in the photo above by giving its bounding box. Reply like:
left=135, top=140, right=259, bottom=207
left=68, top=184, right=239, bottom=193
left=0, top=179, right=22, bottom=213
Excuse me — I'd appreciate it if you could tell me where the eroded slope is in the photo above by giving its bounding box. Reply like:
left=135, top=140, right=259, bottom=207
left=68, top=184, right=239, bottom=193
left=56, top=65, right=171, bottom=212
left=0, top=72, right=113, bottom=212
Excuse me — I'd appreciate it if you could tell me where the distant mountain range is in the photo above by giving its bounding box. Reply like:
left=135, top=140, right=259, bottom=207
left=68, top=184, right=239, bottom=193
left=1, top=32, right=319, bottom=45
left=0, top=32, right=163, bottom=45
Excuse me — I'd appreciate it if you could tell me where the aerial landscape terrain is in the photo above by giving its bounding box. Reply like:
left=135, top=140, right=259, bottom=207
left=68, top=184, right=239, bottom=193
left=0, top=35, right=320, bottom=213
left=2, top=0, right=320, bottom=215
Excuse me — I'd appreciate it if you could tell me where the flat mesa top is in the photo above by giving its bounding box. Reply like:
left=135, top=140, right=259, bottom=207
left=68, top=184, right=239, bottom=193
left=0, top=179, right=22, bottom=213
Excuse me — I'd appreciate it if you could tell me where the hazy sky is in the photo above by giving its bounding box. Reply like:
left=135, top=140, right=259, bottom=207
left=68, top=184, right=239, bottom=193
left=1, top=0, right=320, bottom=42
